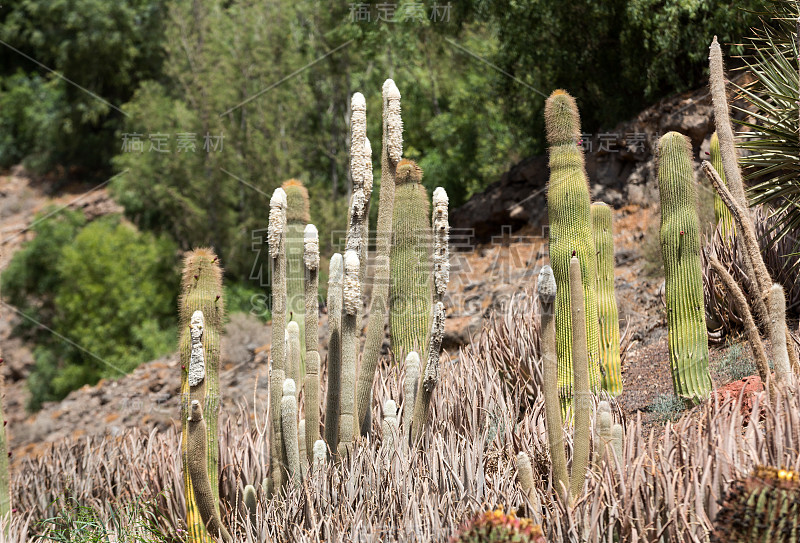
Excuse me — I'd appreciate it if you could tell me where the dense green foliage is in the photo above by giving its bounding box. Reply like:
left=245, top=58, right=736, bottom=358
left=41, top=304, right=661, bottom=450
left=2, top=210, right=178, bottom=410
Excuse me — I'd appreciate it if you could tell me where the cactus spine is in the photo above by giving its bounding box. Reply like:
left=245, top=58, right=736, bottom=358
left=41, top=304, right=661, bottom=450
left=323, top=254, right=343, bottom=451
left=268, top=188, right=288, bottom=491
left=282, top=179, right=310, bottom=365
left=303, top=224, right=320, bottom=462
left=709, top=133, right=735, bottom=236
left=179, top=248, right=224, bottom=542
left=568, top=256, right=591, bottom=500
left=338, top=250, right=360, bottom=457
left=187, top=400, right=231, bottom=543
left=544, top=90, right=601, bottom=408
left=355, top=79, right=401, bottom=437
left=390, top=159, right=433, bottom=359
left=402, top=351, right=420, bottom=443
left=590, top=202, right=622, bottom=396
left=538, top=265, right=569, bottom=497
left=281, top=378, right=301, bottom=486
left=657, top=132, right=712, bottom=404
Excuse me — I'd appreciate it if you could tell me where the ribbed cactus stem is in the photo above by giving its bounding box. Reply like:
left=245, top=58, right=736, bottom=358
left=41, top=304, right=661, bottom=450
left=243, top=484, right=257, bottom=527
left=402, top=351, right=420, bottom=445
left=569, top=256, right=591, bottom=501
left=611, top=424, right=623, bottom=464
left=268, top=187, right=288, bottom=491
left=187, top=400, right=232, bottom=543
left=323, top=254, right=343, bottom=452
left=281, top=379, right=301, bottom=486
left=390, top=159, right=433, bottom=360
left=538, top=265, right=568, bottom=497
left=338, top=250, right=360, bottom=458
left=381, top=399, right=399, bottom=451
left=298, top=419, right=307, bottom=480
left=304, top=225, right=320, bottom=464
left=283, top=179, right=310, bottom=365
left=545, top=90, right=601, bottom=410
left=769, top=285, right=793, bottom=386
left=658, top=134, right=712, bottom=404
left=709, top=132, right=735, bottom=236
left=285, top=323, right=300, bottom=389
left=179, top=248, right=224, bottom=542
left=516, top=451, right=537, bottom=507
left=432, top=187, right=450, bottom=304
left=356, top=80, right=401, bottom=438
left=590, top=202, right=622, bottom=396
left=312, top=439, right=326, bottom=473
left=410, top=301, right=445, bottom=445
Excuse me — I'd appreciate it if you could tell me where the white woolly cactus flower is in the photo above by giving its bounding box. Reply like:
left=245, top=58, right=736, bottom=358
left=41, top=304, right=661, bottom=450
left=423, top=302, right=445, bottom=392
left=268, top=187, right=287, bottom=258
left=432, top=187, right=450, bottom=297
left=537, top=265, right=557, bottom=304
left=350, top=92, right=370, bottom=190
left=188, top=310, right=206, bottom=387
left=343, top=250, right=361, bottom=316
left=382, top=79, right=403, bottom=163
left=363, top=138, right=373, bottom=197
left=303, top=224, right=319, bottom=270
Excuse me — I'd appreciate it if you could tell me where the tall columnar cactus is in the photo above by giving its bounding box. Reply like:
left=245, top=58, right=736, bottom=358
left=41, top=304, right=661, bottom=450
left=402, top=351, right=420, bottom=443
left=323, top=253, right=343, bottom=451
left=355, top=79, right=401, bottom=437
left=187, top=400, right=232, bottom=543
left=282, top=179, right=310, bottom=363
left=432, top=187, right=450, bottom=305
left=709, top=132, right=735, bottom=236
left=281, top=378, right=301, bottom=486
left=338, top=250, right=361, bottom=458
left=410, top=301, right=445, bottom=445
left=286, top=322, right=301, bottom=389
left=538, top=265, right=568, bottom=497
left=568, top=256, right=591, bottom=500
left=544, top=90, right=601, bottom=407
left=347, top=91, right=373, bottom=288
left=390, top=159, right=433, bottom=359
left=590, top=202, right=622, bottom=396
left=298, top=419, right=307, bottom=480
left=768, top=284, right=793, bottom=386
left=268, top=188, right=288, bottom=492
left=712, top=466, right=800, bottom=542
left=179, top=248, right=224, bottom=542
left=657, top=132, right=712, bottom=404
left=303, top=224, right=320, bottom=462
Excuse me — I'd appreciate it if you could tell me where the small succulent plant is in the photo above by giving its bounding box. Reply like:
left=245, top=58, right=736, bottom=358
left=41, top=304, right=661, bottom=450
left=450, top=509, right=546, bottom=543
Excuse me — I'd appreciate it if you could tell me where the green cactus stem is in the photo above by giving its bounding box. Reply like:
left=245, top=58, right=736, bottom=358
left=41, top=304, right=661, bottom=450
left=538, top=265, right=569, bottom=497
left=402, top=351, right=420, bottom=445
left=179, top=248, right=224, bottom=542
left=323, top=254, right=343, bottom=452
left=658, top=133, right=712, bottom=404
left=568, top=256, right=592, bottom=501
left=282, top=179, right=310, bottom=366
left=281, top=378, right=301, bottom=486
left=410, top=301, right=445, bottom=445
left=355, top=79, right=401, bottom=438
left=303, top=224, right=320, bottom=462
left=709, top=133, right=735, bottom=237
left=338, top=250, right=360, bottom=458
left=590, top=202, right=622, bottom=396
left=268, top=187, right=288, bottom=492
left=187, top=400, right=232, bottom=543
left=243, top=484, right=257, bottom=528
left=544, top=90, right=601, bottom=409
left=287, top=321, right=301, bottom=390
left=390, top=159, right=433, bottom=360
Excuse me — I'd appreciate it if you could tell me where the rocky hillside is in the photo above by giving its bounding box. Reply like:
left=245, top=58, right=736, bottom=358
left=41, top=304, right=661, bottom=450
left=0, top=81, right=744, bottom=463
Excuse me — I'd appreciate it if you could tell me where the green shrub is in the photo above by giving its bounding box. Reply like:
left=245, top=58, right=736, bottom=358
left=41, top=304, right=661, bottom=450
left=649, top=393, right=686, bottom=422
left=718, top=343, right=757, bottom=383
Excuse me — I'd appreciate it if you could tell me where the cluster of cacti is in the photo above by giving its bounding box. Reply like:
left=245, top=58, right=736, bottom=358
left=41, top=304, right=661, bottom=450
left=450, top=509, right=545, bottom=543
left=544, top=90, right=612, bottom=408
left=389, top=158, right=433, bottom=359
left=592, top=401, right=622, bottom=467
left=709, top=132, right=734, bottom=237
left=656, top=132, right=713, bottom=404
left=179, top=248, right=226, bottom=542
left=712, top=466, right=800, bottom=542
left=591, top=202, right=622, bottom=396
